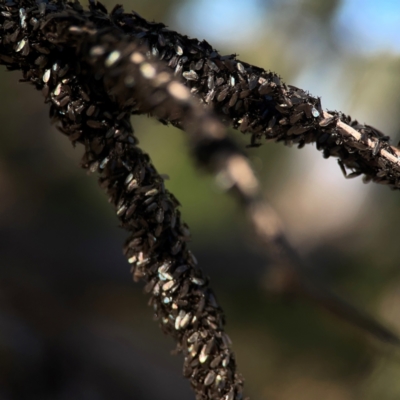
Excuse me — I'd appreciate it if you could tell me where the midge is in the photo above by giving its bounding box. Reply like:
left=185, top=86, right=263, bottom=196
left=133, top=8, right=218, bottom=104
left=1, top=0, right=400, bottom=399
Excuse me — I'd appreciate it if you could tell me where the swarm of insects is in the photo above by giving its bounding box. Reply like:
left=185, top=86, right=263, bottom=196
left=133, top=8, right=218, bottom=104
left=1, top=0, right=400, bottom=399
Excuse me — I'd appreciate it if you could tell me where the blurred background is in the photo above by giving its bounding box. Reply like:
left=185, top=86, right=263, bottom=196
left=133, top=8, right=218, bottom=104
left=1, top=0, right=400, bottom=399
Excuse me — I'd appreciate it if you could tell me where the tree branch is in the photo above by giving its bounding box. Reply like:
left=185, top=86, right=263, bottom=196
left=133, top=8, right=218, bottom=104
left=1, top=1, right=399, bottom=400
left=0, top=2, right=251, bottom=399
left=106, top=7, right=400, bottom=188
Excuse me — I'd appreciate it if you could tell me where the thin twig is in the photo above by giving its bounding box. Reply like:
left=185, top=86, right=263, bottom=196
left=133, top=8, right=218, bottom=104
left=185, top=93, right=400, bottom=346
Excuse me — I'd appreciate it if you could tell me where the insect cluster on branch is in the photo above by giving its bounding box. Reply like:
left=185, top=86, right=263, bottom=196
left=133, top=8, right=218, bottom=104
left=1, top=1, right=399, bottom=399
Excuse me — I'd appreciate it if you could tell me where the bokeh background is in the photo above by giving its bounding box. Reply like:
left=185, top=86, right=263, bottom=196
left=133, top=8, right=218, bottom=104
left=1, top=0, right=400, bottom=399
